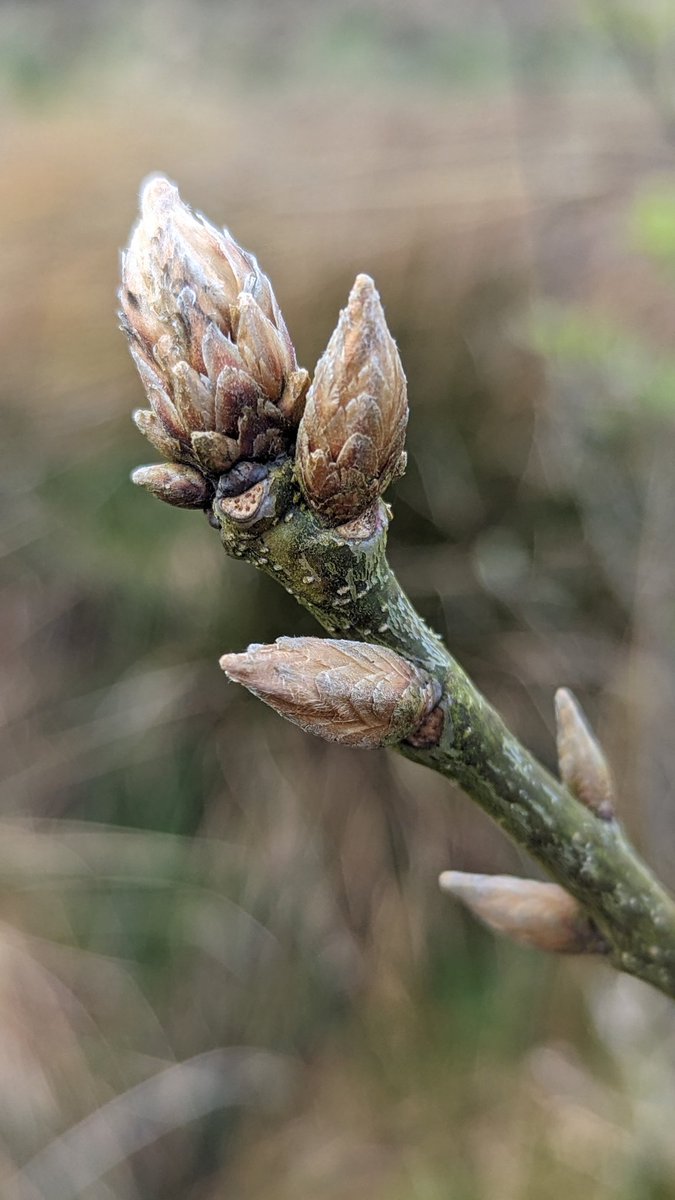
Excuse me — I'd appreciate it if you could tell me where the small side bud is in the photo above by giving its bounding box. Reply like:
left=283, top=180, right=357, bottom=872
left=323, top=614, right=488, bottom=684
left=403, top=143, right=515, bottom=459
left=555, top=688, right=615, bottom=820
left=439, top=872, right=606, bottom=955
left=131, top=462, right=211, bottom=509
left=219, top=637, right=440, bottom=748
left=296, top=275, right=408, bottom=524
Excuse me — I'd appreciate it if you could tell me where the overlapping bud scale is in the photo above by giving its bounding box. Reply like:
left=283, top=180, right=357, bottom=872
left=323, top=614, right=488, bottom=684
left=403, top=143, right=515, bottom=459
left=121, top=177, right=309, bottom=506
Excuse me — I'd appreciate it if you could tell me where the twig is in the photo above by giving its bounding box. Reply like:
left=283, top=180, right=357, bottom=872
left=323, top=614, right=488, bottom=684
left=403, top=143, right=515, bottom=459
left=120, top=177, right=675, bottom=999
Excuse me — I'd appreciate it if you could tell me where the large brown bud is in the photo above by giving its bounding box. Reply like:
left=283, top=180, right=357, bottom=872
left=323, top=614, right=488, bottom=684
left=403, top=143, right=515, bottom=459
left=219, top=637, right=440, bottom=748
left=120, top=177, right=309, bottom=504
left=295, top=275, right=408, bottom=525
left=439, top=872, right=606, bottom=955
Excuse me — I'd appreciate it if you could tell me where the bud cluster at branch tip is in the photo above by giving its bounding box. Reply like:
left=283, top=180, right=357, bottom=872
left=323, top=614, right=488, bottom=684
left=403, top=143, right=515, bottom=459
left=121, top=176, right=309, bottom=506
left=555, top=688, right=615, bottom=821
left=296, top=274, right=408, bottom=525
left=439, top=872, right=607, bottom=955
left=219, top=637, right=441, bottom=748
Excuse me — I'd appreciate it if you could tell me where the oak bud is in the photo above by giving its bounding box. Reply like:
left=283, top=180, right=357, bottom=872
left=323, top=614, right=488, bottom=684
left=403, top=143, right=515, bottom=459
left=220, top=636, right=439, bottom=748
left=296, top=275, right=408, bottom=524
left=555, top=688, right=615, bottom=821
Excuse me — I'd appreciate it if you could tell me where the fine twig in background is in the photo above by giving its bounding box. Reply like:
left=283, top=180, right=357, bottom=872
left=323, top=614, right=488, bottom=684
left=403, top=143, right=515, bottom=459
left=120, top=177, right=675, bottom=998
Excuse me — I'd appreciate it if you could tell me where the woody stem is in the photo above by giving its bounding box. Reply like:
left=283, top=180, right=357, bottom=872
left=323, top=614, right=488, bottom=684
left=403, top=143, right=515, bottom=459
left=214, top=462, right=675, bottom=999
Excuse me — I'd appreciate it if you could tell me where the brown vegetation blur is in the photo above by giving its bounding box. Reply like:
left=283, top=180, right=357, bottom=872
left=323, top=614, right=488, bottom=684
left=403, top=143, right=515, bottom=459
left=2, top=2, right=675, bottom=1197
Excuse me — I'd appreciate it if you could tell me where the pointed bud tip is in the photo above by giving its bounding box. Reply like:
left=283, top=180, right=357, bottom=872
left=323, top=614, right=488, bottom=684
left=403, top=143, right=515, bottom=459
left=218, top=651, right=248, bottom=679
left=219, top=645, right=272, bottom=685
left=139, top=174, right=180, bottom=219
left=554, top=686, right=575, bottom=719
left=350, top=273, right=377, bottom=301
left=345, top=273, right=384, bottom=328
left=438, top=870, right=472, bottom=893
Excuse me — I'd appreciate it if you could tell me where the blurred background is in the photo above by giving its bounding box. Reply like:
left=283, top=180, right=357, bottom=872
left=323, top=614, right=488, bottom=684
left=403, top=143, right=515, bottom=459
left=2, top=0, right=675, bottom=1196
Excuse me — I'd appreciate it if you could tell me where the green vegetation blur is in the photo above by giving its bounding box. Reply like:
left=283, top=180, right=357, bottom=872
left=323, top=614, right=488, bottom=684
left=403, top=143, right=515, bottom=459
left=2, top=2, right=675, bottom=1197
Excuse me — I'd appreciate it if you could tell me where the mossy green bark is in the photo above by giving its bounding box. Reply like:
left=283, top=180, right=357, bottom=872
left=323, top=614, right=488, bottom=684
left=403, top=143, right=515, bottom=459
left=215, top=462, right=675, bottom=998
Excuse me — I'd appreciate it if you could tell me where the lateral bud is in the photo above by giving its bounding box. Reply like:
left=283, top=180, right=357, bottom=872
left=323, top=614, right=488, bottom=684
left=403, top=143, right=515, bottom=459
left=439, top=872, right=606, bottom=955
left=219, top=637, right=440, bottom=748
left=296, top=274, right=408, bottom=524
left=555, top=688, right=615, bottom=820
left=131, top=462, right=212, bottom=509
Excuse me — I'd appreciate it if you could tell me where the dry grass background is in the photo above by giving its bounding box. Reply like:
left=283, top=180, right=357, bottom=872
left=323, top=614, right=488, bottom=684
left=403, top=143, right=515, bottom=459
left=2, top=1, right=675, bottom=1197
